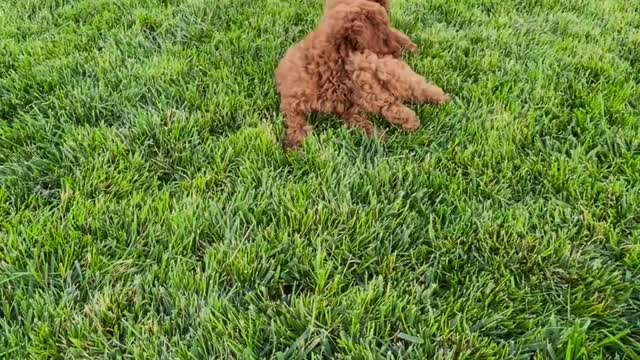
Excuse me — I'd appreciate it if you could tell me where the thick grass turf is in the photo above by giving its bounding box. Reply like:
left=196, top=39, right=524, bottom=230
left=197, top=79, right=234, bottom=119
left=1, top=0, right=639, bottom=358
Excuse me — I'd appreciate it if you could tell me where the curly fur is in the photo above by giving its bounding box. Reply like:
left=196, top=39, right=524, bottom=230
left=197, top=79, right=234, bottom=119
left=276, top=0, right=450, bottom=149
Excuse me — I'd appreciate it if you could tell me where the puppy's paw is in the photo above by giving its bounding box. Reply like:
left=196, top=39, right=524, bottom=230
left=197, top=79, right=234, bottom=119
left=404, top=41, right=418, bottom=53
left=283, top=138, right=302, bottom=151
left=283, top=125, right=313, bottom=151
left=432, top=93, right=451, bottom=105
left=402, top=120, right=420, bottom=132
left=371, top=126, right=388, bottom=141
left=417, top=85, right=451, bottom=105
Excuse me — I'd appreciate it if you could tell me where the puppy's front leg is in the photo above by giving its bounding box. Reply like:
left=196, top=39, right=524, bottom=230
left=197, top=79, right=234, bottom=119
left=283, top=111, right=313, bottom=150
left=389, top=28, right=417, bottom=54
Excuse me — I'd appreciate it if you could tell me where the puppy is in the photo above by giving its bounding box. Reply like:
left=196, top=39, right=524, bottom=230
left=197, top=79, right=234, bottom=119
left=276, top=0, right=449, bottom=149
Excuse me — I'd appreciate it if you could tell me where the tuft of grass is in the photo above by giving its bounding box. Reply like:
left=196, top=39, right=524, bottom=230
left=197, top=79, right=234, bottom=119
left=1, top=0, right=639, bottom=358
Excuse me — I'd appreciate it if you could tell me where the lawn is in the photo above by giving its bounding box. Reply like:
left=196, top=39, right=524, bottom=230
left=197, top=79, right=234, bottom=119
left=1, top=0, right=639, bottom=358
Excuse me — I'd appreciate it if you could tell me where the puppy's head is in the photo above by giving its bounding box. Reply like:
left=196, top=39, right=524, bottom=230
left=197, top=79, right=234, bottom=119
left=370, top=0, right=390, bottom=11
left=325, top=1, right=401, bottom=57
left=326, top=0, right=390, bottom=12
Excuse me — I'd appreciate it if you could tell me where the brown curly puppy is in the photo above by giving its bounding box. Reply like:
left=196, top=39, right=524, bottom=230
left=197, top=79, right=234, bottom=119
left=276, top=0, right=450, bottom=149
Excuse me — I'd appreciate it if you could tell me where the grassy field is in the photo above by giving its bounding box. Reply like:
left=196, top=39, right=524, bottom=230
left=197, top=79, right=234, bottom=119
left=1, top=0, right=639, bottom=358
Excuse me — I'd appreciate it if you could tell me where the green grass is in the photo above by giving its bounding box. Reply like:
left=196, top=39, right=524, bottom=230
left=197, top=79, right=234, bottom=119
left=1, top=0, right=639, bottom=358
